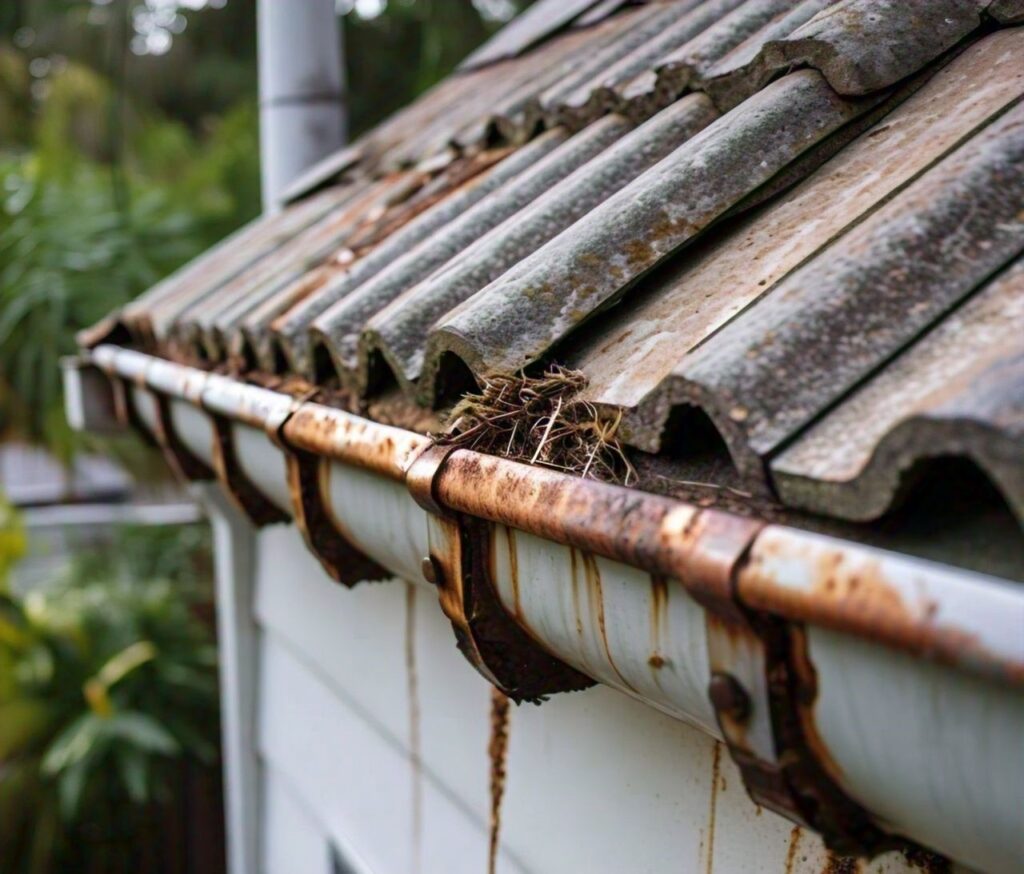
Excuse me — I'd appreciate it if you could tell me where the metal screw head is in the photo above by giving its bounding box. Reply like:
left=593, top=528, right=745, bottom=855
left=709, top=671, right=751, bottom=723
left=421, top=555, right=442, bottom=586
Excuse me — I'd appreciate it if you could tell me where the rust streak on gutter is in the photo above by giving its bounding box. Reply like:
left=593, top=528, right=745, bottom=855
left=282, top=402, right=428, bottom=481
left=432, top=449, right=762, bottom=600
left=738, top=526, right=1024, bottom=686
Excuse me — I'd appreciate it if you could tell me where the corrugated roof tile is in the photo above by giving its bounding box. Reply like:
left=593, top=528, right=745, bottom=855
left=458, top=0, right=604, bottom=70
left=638, top=99, right=1024, bottom=487
left=80, top=0, right=1024, bottom=536
left=309, top=115, right=631, bottom=383
left=772, top=258, right=1024, bottom=522
left=420, top=70, right=871, bottom=397
left=760, top=0, right=989, bottom=95
left=265, top=131, right=569, bottom=375
left=573, top=26, right=1024, bottom=432
left=360, top=95, right=720, bottom=396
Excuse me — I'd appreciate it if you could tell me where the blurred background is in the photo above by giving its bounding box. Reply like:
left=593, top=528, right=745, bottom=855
left=0, top=2, right=529, bottom=871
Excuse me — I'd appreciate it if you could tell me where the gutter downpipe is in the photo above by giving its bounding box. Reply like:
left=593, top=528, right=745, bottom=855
left=257, top=0, right=347, bottom=212
left=65, top=348, right=1024, bottom=873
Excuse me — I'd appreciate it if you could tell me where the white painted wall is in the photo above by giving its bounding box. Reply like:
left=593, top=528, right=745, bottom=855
left=235, top=523, right=923, bottom=874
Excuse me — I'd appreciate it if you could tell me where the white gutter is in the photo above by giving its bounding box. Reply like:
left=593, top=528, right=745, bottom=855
left=64, top=348, right=1024, bottom=873
left=257, top=0, right=347, bottom=212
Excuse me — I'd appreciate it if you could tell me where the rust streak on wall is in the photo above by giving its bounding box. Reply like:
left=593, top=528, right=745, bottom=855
left=705, top=741, right=722, bottom=874
left=405, top=582, right=422, bottom=873
left=784, top=826, right=803, bottom=874
left=584, top=551, right=636, bottom=693
left=488, top=688, right=510, bottom=874
left=505, top=527, right=522, bottom=620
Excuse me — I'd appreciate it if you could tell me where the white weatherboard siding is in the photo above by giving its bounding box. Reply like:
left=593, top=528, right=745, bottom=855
left=263, top=767, right=334, bottom=874
left=247, top=524, right=921, bottom=874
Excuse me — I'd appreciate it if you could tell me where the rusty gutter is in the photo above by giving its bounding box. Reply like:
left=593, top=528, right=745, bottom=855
left=79, top=345, right=1024, bottom=686
left=68, top=346, right=1024, bottom=870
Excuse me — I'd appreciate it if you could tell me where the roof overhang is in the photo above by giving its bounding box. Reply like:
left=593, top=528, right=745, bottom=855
left=63, top=345, right=1024, bottom=872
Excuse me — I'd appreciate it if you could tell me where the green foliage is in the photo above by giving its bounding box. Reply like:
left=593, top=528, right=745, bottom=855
left=0, top=49, right=260, bottom=452
left=0, top=496, right=26, bottom=593
left=0, top=153, right=200, bottom=443
left=0, top=523, right=217, bottom=874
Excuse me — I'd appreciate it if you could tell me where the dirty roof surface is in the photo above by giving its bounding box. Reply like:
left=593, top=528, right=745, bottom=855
left=88, top=0, right=1024, bottom=553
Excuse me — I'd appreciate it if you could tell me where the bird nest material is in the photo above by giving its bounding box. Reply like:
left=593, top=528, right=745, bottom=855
left=436, top=366, right=636, bottom=485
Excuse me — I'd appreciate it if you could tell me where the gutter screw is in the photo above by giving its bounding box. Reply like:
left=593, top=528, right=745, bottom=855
left=709, top=671, right=751, bottom=723
left=421, top=555, right=443, bottom=586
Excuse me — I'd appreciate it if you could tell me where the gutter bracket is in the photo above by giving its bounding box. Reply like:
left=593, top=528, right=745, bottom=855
left=150, top=388, right=217, bottom=482
left=697, top=547, right=902, bottom=858
left=272, top=409, right=392, bottom=587
left=99, top=366, right=159, bottom=450
left=410, top=445, right=595, bottom=703
left=207, top=403, right=291, bottom=528
left=405, top=443, right=462, bottom=517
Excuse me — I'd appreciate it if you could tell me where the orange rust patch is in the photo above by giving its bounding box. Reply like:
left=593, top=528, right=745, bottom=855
left=790, top=625, right=846, bottom=784
left=784, top=826, right=802, bottom=874
left=901, top=846, right=952, bottom=873
left=623, top=238, right=655, bottom=266
left=739, top=536, right=1021, bottom=682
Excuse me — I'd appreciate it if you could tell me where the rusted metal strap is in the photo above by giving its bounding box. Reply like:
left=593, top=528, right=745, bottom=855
left=90, top=349, right=160, bottom=449
left=149, top=391, right=216, bottom=482
left=273, top=430, right=391, bottom=588
left=700, top=554, right=900, bottom=857
left=143, top=359, right=216, bottom=482
left=411, top=446, right=594, bottom=702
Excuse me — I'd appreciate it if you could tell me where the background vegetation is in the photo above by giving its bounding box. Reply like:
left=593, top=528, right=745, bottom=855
left=0, top=521, right=218, bottom=874
left=0, top=2, right=530, bottom=870
left=0, top=0, right=528, bottom=458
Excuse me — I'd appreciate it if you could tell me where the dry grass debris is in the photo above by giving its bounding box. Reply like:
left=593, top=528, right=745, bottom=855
left=436, top=366, right=636, bottom=485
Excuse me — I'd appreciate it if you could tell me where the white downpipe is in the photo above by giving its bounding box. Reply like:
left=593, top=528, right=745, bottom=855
left=257, top=0, right=346, bottom=212
left=193, top=484, right=261, bottom=874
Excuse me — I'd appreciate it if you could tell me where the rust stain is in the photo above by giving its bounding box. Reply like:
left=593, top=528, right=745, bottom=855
left=283, top=402, right=428, bottom=481
left=901, top=847, right=952, bottom=873
left=570, top=548, right=584, bottom=637
left=822, top=853, right=861, bottom=874
left=585, top=551, right=636, bottom=692
left=405, top=583, right=422, bottom=874
left=784, top=826, right=802, bottom=874
left=650, top=574, right=668, bottom=663
left=740, top=534, right=1023, bottom=684
left=488, top=688, right=510, bottom=874
left=505, top=527, right=522, bottom=620
left=704, top=742, right=721, bottom=874
left=789, top=625, right=846, bottom=784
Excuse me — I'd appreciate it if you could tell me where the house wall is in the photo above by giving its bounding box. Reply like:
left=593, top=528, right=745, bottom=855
left=246, top=523, right=922, bottom=874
